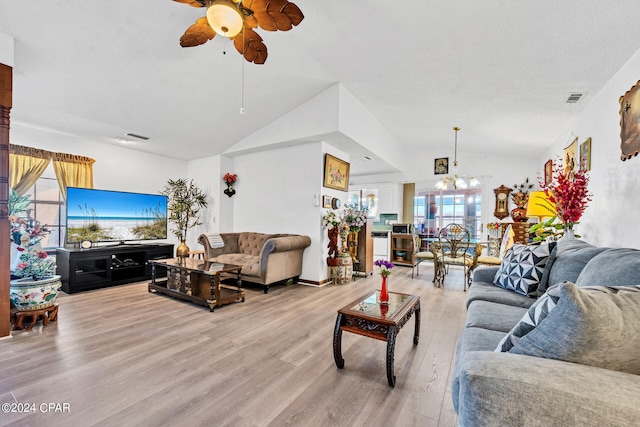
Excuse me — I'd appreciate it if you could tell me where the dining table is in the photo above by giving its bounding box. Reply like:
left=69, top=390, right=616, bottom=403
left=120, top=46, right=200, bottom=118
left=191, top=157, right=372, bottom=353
left=423, top=237, right=486, bottom=289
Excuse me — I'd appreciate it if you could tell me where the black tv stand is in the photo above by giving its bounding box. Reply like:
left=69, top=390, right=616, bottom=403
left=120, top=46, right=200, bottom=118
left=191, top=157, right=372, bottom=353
left=56, top=243, right=174, bottom=293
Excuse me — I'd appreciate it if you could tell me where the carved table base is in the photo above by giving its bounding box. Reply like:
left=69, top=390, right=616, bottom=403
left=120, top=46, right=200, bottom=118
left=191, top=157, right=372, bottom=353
left=333, top=291, right=420, bottom=387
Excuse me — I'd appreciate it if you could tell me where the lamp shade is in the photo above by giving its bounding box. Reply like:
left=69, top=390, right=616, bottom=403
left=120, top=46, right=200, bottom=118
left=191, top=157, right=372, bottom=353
left=207, top=0, right=244, bottom=37
left=526, top=191, right=556, bottom=221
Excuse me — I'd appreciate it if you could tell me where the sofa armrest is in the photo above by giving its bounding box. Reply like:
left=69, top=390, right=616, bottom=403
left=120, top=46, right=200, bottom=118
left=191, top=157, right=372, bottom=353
left=259, top=235, right=311, bottom=280
left=472, top=265, right=499, bottom=283
left=455, top=351, right=640, bottom=427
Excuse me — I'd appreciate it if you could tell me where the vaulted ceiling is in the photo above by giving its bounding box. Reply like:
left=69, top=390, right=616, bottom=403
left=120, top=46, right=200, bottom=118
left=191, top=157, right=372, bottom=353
left=2, top=1, right=640, bottom=175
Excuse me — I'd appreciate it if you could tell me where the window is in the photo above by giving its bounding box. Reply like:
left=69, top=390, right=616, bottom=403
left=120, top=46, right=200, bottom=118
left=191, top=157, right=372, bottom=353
left=414, top=188, right=482, bottom=239
left=23, top=165, right=66, bottom=249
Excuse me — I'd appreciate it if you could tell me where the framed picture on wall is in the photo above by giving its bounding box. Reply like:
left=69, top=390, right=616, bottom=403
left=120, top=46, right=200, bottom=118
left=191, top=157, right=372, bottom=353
left=434, top=157, right=449, bottom=175
left=323, top=154, right=350, bottom=191
left=563, top=136, right=577, bottom=179
left=619, top=80, right=640, bottom=161
left=579, top=137, right=592, bottom=171
left=322, top=195, right=332, bottom=208
left=544, top=159, right=553, bottom=186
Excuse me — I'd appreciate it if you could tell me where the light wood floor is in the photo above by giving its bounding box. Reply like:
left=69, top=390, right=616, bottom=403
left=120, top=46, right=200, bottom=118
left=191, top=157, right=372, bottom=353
left=0, top=264, right=469, bottom=427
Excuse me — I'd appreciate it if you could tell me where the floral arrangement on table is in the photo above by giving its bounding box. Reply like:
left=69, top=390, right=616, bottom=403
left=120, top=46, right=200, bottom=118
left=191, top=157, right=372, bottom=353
left=537, top=159, right=591, bottom=234
left=322, top=210, right=341, bottom=230
left=511, top=178, right=534, bottom=206
left=341, top=203, right=368, bottom=232
left=374, top=259, right=394, bottom=277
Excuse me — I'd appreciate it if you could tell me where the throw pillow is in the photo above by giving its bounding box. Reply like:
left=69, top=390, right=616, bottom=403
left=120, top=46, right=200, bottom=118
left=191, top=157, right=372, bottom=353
left=493, top=241, right=557, bottom=297
left=509, top=282, right=640, bottom=375
left=495, top=282, right=563, bottom=352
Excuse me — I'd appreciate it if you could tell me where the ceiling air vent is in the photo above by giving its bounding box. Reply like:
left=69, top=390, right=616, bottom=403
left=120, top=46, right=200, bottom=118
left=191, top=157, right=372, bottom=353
left=125, top=132, right=150, bottom=141
left=566, top=93, right=584, bottom=104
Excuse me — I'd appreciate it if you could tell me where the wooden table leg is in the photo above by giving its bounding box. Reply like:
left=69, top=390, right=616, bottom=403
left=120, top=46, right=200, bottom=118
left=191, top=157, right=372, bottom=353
left=333, top=313, right=344, bottom=369
left=413, top=302, right=421, bottom=345
left=208, top=274, right=219, bottom=312
left=386, top=326, right=398, bottom=387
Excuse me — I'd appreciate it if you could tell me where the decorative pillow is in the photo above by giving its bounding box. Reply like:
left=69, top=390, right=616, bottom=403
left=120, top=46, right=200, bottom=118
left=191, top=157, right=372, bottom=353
left=493, top=242, right=557, bottom=297
left=509, top=282, right=640, bottom=375
left=495, top=282, right=563, bottom=352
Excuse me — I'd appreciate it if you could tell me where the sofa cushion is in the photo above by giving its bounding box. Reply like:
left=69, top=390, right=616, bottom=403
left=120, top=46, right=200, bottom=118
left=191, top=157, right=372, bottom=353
left=493, top=242, right=556, bottom=297
left=467, top=281, right=536, bottom=309
left=238, top=233, right=271, bottom=257
left=509, top=282, right=640, bottom=375
left=576, top=247, right=640, bottom=288
left=466, top=300, right=528, bottom=333
left=545, top=239, right=607, bottom=290
left=212, top=253, right=261, bottom=278
left=495, top=282, right=562, bottom=352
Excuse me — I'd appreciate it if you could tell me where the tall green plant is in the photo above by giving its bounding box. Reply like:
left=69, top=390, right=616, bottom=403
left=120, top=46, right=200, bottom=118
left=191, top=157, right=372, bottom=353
left=161, top=179, right=208, bottom=241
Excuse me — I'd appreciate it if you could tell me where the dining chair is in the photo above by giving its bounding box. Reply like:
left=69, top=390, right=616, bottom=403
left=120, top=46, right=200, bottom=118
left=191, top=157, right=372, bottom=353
left=433, top=223, right=473, bottom=290
left=477, top=224, right=514, bottom=266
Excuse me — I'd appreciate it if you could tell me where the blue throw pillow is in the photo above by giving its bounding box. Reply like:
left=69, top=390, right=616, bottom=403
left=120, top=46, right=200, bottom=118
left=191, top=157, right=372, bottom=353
left=493, top=242, right=557, bottom=297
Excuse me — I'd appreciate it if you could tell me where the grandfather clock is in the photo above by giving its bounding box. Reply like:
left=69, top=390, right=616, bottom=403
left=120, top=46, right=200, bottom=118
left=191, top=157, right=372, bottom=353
left=493, top=185, right=512, bottom=220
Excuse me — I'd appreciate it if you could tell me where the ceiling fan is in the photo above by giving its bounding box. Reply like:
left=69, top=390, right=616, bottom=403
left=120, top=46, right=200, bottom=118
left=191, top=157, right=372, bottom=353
left=174, top=0, right=304, bottom=64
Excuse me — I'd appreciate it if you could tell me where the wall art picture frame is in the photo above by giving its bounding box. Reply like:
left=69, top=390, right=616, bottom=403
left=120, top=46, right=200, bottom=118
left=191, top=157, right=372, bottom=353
left=323, top=153, right=350, bottom=191
left=544, top=159, right=553, bottom=186
left=322, top=195, right=332, bottom=208
left=579, top=137, right=592, bottom=171
left=619, top=80, right=640, bottom=161
left=563, top=136, right=577, bottom=179
left=434, top=157, right=449, bottom=175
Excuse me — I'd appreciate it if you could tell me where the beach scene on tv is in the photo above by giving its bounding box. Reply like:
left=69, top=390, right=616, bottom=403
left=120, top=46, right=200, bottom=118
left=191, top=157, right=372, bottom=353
left=66, top=188, right=168, bottom=243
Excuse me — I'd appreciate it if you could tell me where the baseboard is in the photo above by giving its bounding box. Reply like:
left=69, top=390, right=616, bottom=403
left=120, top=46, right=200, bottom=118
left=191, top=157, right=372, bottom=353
left=297, top=277, right=332, bottom=288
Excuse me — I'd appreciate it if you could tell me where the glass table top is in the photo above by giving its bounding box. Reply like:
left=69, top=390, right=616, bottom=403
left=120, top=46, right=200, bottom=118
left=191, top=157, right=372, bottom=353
left=343, top=291, right=415, bottom=320
left=150, top=258, right=241, bottom=275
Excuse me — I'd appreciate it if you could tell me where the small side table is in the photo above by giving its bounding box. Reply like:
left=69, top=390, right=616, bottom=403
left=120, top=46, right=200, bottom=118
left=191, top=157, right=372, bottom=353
left=333, top=291, right=420, bottom=387
left=189, top=250, right=205, bottom=260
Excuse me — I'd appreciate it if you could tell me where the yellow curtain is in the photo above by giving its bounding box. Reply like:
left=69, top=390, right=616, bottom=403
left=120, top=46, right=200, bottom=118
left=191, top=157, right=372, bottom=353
left=52, top=152, right=96, bottom=200
left=9, top=144, right=52, bottom=195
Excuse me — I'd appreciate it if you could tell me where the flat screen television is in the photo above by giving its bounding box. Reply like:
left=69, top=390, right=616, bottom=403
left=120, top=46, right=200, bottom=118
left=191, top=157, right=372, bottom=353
left=66, top=187, right=168, bottom=244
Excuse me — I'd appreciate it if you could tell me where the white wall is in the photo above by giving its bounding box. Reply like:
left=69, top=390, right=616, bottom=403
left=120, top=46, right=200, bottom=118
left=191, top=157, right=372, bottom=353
left=544, top=46, right=640, bottom=249
left=0, top=32, right=13, bottom=67
left=228, top=142, right=325, bottom=283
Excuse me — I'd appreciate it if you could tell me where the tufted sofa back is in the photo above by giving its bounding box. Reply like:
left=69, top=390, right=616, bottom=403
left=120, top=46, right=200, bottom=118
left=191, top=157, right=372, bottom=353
left=238, top=232, right=272, bottom=256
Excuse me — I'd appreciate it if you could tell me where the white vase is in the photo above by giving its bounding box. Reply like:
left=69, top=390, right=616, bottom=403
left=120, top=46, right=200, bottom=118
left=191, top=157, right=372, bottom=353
left=561, top=228, right=576, bottom=240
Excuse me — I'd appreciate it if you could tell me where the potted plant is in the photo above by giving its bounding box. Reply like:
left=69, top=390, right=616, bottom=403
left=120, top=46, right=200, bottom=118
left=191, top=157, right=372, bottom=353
left=161, top=178, right=208, bottom=258
left=223, top=172, right=237, bottom=197
left=9, top=189, right=61, bottom=311
left=510, top=178, right=534, bottom=222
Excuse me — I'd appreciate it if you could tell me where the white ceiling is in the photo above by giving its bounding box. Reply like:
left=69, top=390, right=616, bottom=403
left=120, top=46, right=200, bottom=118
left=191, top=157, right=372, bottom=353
left=2, top=1, right=640, bottom=175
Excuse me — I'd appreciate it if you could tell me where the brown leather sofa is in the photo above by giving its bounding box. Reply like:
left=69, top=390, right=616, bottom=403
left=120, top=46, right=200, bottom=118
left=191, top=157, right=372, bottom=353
left=198, top=232, right=311, bottom=293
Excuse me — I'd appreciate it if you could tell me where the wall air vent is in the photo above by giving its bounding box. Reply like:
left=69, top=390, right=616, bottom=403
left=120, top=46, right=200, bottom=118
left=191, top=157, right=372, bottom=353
left=566, top=93, right=584, bottom=104
left=125, top=132, right=150, bottom=141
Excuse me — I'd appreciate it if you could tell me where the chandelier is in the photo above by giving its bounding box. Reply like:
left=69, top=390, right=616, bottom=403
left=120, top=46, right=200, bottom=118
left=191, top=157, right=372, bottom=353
left=436, top=127, right=480, bottom=190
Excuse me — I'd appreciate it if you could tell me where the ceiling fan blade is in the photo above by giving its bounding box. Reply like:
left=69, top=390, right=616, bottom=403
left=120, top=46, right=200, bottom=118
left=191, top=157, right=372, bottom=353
left=244, top=15, right=259, bottom=29
left=173, top=0, right=206, bottom=8
left=180, top=17, right=216, bottom=47
left=248, top=0, right=304, bottom=32
left=232, top=27, right=268, bottom=64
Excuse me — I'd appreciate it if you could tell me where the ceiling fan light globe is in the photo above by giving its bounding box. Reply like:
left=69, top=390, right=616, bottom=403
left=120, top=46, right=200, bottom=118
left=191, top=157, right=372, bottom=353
left=455, top=177, right=467, bottom=189
left=207, top=1, right=244, bottom=38
left=470, top=177, right=480, bottom=187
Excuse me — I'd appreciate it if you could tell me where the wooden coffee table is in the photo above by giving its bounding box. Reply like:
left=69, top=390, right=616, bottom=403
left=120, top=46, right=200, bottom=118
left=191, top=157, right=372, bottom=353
left=333, top=290, right=420, bottom=387
left=148, top=258, right=245, bottom=311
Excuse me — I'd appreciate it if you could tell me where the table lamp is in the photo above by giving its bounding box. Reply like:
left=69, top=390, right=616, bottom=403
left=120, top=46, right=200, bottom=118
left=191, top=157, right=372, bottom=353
left=526, top=191, right=556, bottom=222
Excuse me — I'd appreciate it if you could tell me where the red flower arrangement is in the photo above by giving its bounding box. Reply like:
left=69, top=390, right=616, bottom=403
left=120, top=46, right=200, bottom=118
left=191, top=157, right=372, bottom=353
left=223, top=173, right=237, bottom=186
left=540, top=160, right=591, bottom=230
